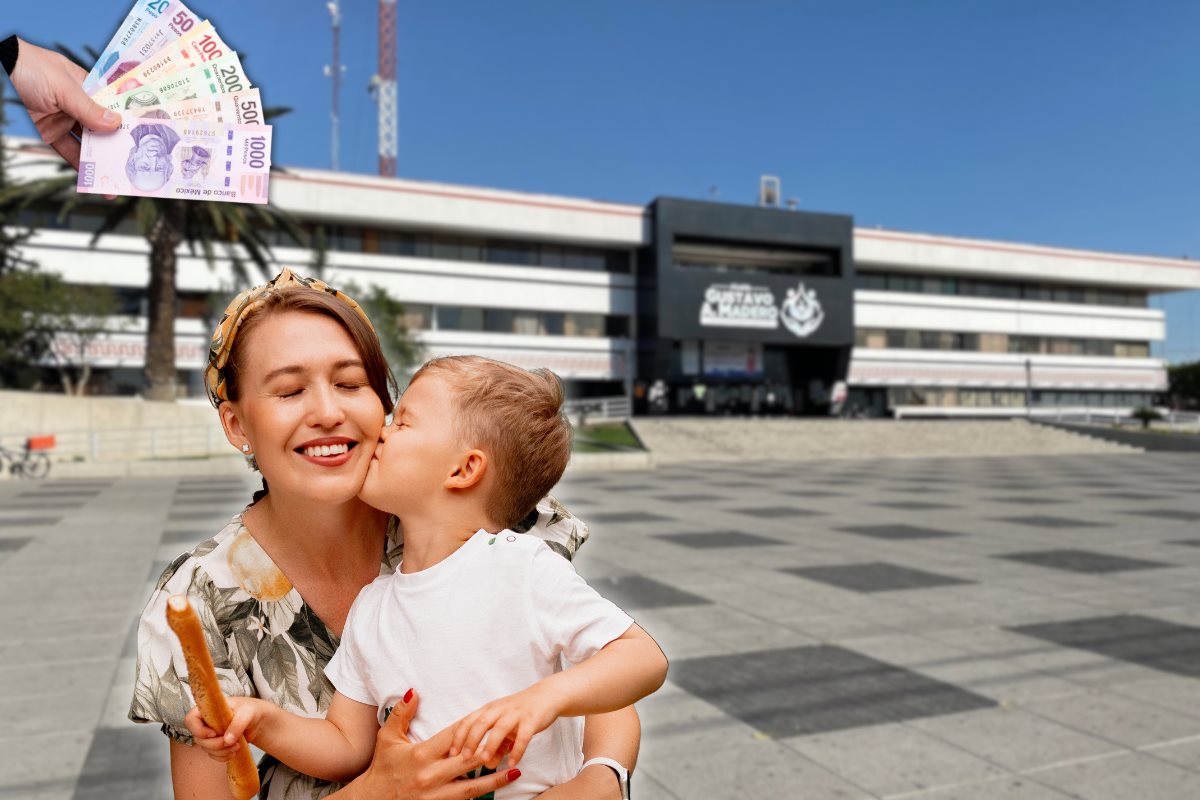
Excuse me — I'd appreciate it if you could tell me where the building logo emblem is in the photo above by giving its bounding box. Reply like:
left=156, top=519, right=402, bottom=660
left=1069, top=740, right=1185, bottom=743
left=780, top=283, right=825, bottom=338
left=699, top=283, right=779, bottom=329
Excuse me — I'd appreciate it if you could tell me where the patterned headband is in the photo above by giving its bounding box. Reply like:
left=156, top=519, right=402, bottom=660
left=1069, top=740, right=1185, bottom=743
left=203, top=268, right=375, bottom=407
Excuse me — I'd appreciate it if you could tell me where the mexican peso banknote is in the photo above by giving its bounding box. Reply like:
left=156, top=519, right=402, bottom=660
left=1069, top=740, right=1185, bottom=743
left=90, top=20, right=231, bottom=103
left=76, top=112, right=272, bottom=205
left=85, top=0, right=200, bottom=95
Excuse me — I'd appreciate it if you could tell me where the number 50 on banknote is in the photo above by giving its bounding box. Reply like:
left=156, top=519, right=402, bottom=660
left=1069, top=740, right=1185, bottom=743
left=77, top=112, right=273, bottom=205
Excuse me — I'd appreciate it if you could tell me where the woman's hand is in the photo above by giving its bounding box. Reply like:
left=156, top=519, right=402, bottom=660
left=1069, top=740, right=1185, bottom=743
left=449, top=684, right=559, bottom=769
left=7, top=38, right=121, bottom=168
left=336, top=690, right=521, bottom=800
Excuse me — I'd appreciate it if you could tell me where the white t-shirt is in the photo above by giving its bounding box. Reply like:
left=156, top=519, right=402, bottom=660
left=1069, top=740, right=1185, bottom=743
left=325, top=529, right=635, bottom=800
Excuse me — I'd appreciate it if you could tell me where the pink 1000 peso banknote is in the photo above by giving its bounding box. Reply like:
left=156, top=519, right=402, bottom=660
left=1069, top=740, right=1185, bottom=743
left=76, top=112, right=272, bottom=205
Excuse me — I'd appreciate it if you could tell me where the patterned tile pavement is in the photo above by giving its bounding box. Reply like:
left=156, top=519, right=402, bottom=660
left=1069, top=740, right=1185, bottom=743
left=2, top=452, right=1200, bottom=798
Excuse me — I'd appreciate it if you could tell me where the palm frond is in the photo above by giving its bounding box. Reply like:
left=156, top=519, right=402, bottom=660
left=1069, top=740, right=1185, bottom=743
left=88, top=197, right=136, bottom=246
left=200, top=236, right=216, bottom=267
left=0, top=174, right=76, bottom=210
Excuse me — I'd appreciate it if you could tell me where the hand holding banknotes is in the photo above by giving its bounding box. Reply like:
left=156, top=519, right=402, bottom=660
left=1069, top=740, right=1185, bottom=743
left=70, top=0, right=274, bottom=204
left=5, top=38, right=122, bottom=169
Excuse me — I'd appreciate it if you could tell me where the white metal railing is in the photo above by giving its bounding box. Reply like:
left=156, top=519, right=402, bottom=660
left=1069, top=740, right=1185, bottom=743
left=890, top=405, right=1200, bottom=430
left=564, top=396, right=631, bottom=425
left=1044, top=408, right=1200, bottom=431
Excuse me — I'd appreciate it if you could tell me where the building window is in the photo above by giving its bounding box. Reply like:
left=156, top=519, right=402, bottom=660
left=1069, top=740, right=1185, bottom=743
left=402, top=304, right=433, bottom=330
left=484, top=308, right=515, bottom=334
left=436, top=306, right=484, bottom=332
left=857, top=270, right=1147, bottom=308
left=857, top=328, right=1148, bottom=358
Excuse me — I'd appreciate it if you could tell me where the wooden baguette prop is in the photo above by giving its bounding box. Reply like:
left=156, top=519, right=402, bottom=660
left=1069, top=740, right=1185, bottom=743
left=166, top=594, right=261, bottom=800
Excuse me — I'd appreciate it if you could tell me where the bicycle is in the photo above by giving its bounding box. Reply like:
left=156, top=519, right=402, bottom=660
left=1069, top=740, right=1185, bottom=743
left=0, top=437, right=53, bottom=479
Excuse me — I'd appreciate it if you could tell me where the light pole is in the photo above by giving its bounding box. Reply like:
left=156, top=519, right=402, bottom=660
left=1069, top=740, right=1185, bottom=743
left=1025, top=357, right=1033, bottom=417
left=323, top=1, right=346, bottom=171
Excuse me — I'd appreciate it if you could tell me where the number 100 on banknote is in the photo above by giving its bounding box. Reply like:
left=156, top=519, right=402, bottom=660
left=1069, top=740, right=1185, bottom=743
left=77, top=114, right=273, bottom=205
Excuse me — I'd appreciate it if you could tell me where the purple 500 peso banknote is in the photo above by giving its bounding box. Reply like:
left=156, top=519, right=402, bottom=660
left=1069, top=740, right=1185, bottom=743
left=76, top=112, right=272, bottom=205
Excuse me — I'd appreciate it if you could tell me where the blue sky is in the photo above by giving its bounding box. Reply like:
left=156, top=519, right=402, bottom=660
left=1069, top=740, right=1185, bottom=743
left=5, top=1, right=1198, bottom=362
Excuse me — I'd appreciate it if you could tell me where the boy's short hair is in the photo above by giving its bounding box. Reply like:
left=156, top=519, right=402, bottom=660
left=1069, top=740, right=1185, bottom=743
left=409, top=356, right=572, bottom=529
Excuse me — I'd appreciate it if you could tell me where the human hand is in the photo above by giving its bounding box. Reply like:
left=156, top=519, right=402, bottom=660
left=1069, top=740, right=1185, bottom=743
left=449, top=684, right=560, bottom=769
left=184, top=696, right=267, bottom=764
left=346, top=689, right=521, bottom=800
left=7, top=38, right=121, bottom=169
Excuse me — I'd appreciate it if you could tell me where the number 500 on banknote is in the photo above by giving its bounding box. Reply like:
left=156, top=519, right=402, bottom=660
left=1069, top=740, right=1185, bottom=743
left=77, top=113, right=273, bottom=205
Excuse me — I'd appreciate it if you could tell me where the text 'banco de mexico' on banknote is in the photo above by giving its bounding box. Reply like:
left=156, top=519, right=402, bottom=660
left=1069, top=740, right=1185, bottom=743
left=76, top=0, right=274, bottom=205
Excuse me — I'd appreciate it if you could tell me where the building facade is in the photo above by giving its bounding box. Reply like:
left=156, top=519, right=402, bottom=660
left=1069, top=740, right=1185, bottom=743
left=8, top=137, right=1198, bottom=415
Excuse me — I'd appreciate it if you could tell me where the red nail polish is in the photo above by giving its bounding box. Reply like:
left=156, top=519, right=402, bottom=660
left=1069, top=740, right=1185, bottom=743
left=403, top=688, right=413, bottom=703
left=506, top=768, right=521, bottom=781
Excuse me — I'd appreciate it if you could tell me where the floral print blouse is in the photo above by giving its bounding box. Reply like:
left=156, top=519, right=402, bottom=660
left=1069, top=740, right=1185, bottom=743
left=129, top=497, right=589, bottom=800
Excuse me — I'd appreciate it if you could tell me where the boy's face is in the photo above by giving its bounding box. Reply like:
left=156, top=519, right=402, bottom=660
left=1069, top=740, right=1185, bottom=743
left=359, top=372, right=464, bottom=517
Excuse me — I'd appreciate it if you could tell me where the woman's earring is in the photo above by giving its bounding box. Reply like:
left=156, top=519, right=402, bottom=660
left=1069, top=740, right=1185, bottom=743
left=242, top=443, right=251, bottom=453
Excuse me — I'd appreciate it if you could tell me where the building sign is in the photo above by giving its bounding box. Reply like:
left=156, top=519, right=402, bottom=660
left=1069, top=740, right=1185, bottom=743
left=703, top=340, right=763, bottom=378
left=700, top=283, right=778, bottom=329
left=699, top=281, right=825, bottom=339
left=780, top=283, right=825, bottom=338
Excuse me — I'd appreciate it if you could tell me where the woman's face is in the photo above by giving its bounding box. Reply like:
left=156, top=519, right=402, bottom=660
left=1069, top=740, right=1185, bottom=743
left=221, top=311, right=386, bottom=505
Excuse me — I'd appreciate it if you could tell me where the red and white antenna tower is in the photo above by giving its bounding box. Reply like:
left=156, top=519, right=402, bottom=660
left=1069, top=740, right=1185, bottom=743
left=370, top=0, right=398, bottom=177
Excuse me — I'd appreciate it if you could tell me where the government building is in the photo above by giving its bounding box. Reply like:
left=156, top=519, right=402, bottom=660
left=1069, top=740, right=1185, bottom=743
left=9, top=137, right=1198, bottom=416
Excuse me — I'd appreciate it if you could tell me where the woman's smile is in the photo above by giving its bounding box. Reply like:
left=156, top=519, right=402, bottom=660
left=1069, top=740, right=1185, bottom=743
left=294, top=436, right=360, bottom=467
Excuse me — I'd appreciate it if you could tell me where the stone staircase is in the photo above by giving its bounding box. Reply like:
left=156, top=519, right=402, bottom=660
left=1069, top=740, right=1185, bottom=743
left=629, top=418, right=1136, bottom=464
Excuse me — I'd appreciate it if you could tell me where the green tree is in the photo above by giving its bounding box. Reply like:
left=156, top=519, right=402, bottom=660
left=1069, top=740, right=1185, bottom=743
left=1168, top=361, right=1200, bottom=410
left=0, top=267, right=56, bottom=386
left=0, top=259, right=121, bottom=392
left=348, top=282, right=425, bottom=380
left=42, top=281, right=120, bottom=395
left=0, top=45, right=313, bottom=402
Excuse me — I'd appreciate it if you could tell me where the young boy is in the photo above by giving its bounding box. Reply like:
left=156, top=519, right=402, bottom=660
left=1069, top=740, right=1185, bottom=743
left=190, top=356, right=668, bottom=798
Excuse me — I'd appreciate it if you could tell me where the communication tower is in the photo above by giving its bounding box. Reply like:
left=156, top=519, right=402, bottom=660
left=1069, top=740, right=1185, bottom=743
left=323, top=1, right=345, bottom=171
left=369, top=0, right=398, bottom=177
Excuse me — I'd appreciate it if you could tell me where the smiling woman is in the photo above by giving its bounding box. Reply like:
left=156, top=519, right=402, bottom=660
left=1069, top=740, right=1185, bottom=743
left=128, top=270, right=639, bottom=800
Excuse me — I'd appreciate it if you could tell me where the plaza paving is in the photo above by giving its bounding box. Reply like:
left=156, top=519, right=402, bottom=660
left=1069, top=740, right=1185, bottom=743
left=2, top=452, right=1199, bottom=798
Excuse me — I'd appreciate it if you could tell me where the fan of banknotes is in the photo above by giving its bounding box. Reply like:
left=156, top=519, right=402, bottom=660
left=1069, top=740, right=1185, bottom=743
left=74, top=0, right=273, bottom=205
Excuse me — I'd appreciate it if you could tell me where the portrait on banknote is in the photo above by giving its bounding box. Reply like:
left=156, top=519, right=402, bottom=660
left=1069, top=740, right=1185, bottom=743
left=179, top=145, right=211, bottom=185
left=125, top=110, right=181, bottom=192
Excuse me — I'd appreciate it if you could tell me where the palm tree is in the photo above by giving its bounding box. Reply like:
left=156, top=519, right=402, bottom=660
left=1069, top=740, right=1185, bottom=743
left=0, top=45, right=314, bottom=401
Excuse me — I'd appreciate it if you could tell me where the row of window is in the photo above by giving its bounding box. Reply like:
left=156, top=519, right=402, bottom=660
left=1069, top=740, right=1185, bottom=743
left=672, top=237, right=839, bottom=277
left=94, top=286, right=631, bottom=339
left=856, top=271, right=1147, bottom=308
left=403, top=304, right=630, bottom=338
left=308, top=227, right=633, bottom=274
left=13, top=206, right=634, bottom=275
left=886, top=386, right=1154, bottom=408
left=855, top=329, right=1150, bottom=358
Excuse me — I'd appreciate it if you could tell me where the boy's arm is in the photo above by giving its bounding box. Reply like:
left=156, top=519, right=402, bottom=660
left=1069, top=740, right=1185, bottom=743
left=537, top=624, right=667, bottom=716
left=452, top=624, right=667, bottom=765
left=251, top=693, right=379, bottom=783
left=198, top=693, right=380, bottom=784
